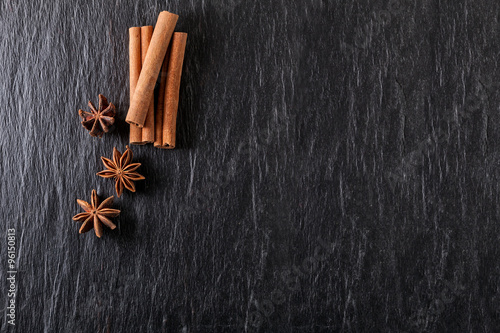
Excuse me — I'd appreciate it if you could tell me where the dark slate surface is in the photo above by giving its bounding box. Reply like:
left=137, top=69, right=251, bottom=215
left=1, top=0, right=500, bottom=332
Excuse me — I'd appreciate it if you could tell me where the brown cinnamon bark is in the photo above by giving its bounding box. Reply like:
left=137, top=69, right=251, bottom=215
left=128, top=27, right=144, bottom=145
left=160, top=32, right=187, bottom=149
left=154, top=55, right=169, bottom=147
left=126, top=11, right=178, bottom=127
left=140, top=26, right=155, bottom=143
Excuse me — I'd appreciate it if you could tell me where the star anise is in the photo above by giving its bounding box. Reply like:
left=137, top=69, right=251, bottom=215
left=72, top=189, right=120, bottom=238
left=96, top=145, right=145, bottom=197
left=78, top=94, right=116, bottom=138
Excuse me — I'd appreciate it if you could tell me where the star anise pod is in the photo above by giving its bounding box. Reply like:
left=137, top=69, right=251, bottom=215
left=78, top=94, right=116, bottom=138
left=72, top=189, right=120, bottom=238
left=96, top=145, right=145, bottom=197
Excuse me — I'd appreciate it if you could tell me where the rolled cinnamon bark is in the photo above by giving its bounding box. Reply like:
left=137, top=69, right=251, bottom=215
left=126, top=11, right=178, bottom=128
left=154, top=55, right=169, bottom=147
left=129, top=27, right=144, bottom=145
left=161, top=32, right=187, bottom=149
left=140, top=26, right=155, bottom=143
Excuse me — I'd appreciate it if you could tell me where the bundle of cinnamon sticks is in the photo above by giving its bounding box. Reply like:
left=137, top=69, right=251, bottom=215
left=127, top=11, right=187, bottom=149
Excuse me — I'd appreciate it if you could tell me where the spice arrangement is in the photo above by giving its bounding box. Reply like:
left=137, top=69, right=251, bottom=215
left=73, top=10, right=186, bottom=237
left=126, top=11, right=179, bottom=128
left=128, top=13, right=187, bottom=148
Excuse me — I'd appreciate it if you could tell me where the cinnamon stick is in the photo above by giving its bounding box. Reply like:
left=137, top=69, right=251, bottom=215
left=140, top=26, right=155, bottom=143
left=126, top=11, right=178, bottom=128
left=160, top=32, right=187, bottom=149
left=154, top=55, right=169, bottom=147
left=128, top=27, right=144, bottom=145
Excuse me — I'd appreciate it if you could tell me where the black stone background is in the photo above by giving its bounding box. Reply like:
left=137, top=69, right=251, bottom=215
left=1, top=0, right=500, bottom=332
